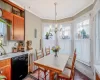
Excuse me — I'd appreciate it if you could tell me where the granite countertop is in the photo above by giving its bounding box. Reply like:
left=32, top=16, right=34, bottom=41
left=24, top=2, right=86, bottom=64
left=95, top=65, right=100, bottom=77
left=0, top=51, right=30, bottom=60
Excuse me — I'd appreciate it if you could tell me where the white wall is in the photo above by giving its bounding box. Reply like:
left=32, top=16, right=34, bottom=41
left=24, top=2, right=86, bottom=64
left=25, top=10, right=42, bottom=54
left=0, top=0, right=12, bottom=12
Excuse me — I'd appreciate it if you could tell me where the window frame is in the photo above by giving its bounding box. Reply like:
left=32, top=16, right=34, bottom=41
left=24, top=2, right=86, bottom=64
left=95, top=10, right=100, bottom=64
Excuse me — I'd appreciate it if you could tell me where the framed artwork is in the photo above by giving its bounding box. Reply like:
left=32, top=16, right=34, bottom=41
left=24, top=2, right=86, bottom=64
left=34, top=29, right=37, bottom=38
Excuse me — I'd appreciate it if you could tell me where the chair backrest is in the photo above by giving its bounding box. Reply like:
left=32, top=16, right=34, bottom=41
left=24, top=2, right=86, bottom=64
left=70, top=49, right=76, bottom=79
left=35, top=48, right=44, bottom=60
left=71, top=49, right=76, bottom=70
left=45, top=47, right=50, bottom=56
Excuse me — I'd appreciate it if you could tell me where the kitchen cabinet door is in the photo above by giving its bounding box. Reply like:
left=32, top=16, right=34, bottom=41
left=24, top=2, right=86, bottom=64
left=13, top=15, right=24, bottom=40
left=0, top=59, right=11, bottom=80
left=2, top=10, right=13, bottom=21
left=0, top=66, right=11, bottom=80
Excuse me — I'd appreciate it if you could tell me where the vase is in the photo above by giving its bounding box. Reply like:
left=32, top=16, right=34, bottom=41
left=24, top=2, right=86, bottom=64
left=46, top=36, right=49, bottom=39
left=55, top=52, right=58, bottom=57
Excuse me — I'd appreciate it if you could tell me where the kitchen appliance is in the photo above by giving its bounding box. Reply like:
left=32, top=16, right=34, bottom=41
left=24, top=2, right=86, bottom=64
left=11, top=54, right=28, bottom=80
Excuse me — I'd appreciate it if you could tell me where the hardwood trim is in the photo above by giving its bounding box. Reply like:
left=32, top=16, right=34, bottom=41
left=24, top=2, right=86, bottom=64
left=34, top=62, right=62, bottom=73
left=1, top=0, right=24, bottom=11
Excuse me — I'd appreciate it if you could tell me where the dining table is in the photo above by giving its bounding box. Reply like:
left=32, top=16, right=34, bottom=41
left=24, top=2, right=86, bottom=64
left=34, top=53, right=70, bottom=80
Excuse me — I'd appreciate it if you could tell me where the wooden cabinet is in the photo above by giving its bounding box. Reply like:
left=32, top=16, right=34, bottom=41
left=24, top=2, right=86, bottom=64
left=13, top=14, right=24, bottom=40
left=0, top=59, right=11, bottom=80
left=2, top=10, right=13, bottom=21
left=2, top=9, right=25, bottom=41
left=2, top=10, right=14, bottom=40
left=96, top=73, right=100, bottom=80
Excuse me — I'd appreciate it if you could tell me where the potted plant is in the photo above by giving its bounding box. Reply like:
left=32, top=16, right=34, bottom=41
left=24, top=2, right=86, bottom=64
left=51, top=45, right=60, bottom=57
left=45, top=32, right=49, bottom=39
left=0, top=39, right=6, bottom=55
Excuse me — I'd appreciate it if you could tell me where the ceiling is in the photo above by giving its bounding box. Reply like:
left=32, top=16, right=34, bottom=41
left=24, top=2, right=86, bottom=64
left=10, top=0, right=94, bottom=20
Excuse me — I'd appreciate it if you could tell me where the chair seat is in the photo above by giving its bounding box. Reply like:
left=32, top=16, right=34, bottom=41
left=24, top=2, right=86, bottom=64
left=59, top=68, right=71, bottom=79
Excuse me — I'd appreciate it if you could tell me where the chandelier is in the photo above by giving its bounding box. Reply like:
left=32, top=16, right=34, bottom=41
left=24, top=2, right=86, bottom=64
left=54, top=2, right=59, bottom=45
left=49, top=2, right=63, bottom=34
left=54, top=2, right=58, bottom=33
left=49, top=3, right=60, bottom=33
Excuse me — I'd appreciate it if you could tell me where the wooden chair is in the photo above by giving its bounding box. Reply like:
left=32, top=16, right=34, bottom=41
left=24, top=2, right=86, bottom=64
left=66, top=49, right=76, bottom=70
left=45, top=47, right=50, bottom=56
left=58, top=52, right=76, bottom=80
left=36, top=48, right=44, bottom=60
left=35, top=49, right=47, bottom=80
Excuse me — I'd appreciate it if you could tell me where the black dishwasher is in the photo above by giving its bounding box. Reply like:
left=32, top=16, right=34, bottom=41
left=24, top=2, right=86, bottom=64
left=11, top=54, right=28, bottom=80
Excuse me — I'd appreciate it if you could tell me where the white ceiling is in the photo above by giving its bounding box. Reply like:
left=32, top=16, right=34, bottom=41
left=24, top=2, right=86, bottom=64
left=10, top=0, right=94, bottom=20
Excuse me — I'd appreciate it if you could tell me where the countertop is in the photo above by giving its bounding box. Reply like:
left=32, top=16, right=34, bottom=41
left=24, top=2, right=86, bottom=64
left=95, top=65, right=100, bottom=77
left=0, top=51, right=30, bottom=60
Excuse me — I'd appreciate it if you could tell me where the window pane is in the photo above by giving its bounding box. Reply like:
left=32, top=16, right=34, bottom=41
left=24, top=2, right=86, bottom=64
left=0, top=22, right=4, bottom=36
left=59, top=25, right=71, bottom=39
left=75, top=19, right=90, bottom=39
left=83, top=19, right=89, bottom=25
left=43, top=24, right=55, bottom=40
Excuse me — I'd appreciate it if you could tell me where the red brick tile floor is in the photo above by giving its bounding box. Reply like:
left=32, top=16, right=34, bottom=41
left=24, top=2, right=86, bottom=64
left=23, top=69, right=91, bottom=80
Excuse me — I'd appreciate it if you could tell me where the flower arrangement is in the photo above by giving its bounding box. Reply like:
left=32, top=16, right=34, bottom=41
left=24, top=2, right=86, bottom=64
left=51, top=45, right=60, bottom=57
left=52, top=45, right=60, bottom=53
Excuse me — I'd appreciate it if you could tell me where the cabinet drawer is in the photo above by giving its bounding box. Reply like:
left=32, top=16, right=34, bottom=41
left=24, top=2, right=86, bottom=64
left=0, top=59, right=11, bottom=68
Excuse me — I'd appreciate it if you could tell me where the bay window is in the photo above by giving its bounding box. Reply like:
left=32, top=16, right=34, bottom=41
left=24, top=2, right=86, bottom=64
left=42, top=23, right=72, bottom=55
left=58, top=24, right=71, bottom=54
left=74, top=19, right=90, bottom=65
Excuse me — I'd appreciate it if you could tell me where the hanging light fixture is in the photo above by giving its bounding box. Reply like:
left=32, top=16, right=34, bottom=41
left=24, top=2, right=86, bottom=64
left=51, top=3, right=61, bottom=57
left=54, top=2, right=58, bottom=33
left=49, top=2, right=61, bottom=33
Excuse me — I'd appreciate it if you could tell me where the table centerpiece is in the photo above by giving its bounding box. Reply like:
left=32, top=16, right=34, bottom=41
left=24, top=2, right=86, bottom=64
left=51, top=45, right=60, bottom=57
